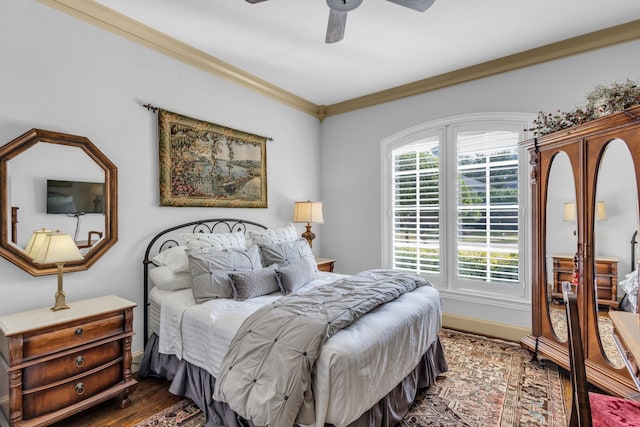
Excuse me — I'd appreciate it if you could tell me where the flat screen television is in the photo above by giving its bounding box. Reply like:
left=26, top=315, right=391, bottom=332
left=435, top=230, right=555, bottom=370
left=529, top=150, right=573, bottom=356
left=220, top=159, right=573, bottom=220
left=46, top=180, right=105, bottom=214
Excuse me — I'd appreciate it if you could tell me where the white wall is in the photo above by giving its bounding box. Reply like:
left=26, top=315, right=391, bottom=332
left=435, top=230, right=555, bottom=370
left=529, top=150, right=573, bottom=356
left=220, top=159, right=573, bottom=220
left=320, top=39, right=640, bottom=329
left=0, top=2, right=321, bottom=354
left=1, top=1, right=640, bottom=346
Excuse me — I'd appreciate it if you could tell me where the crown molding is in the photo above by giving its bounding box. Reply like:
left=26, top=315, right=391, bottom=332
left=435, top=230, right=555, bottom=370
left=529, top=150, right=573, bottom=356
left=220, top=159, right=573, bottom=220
left=37, top=0, right=320, bottom=118
left=36, top=1, right=640, bottom=121
left=323, top=19, right=640, bottom=118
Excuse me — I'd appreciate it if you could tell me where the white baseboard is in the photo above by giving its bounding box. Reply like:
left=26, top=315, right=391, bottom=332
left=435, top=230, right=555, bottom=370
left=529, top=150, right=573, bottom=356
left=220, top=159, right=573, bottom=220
left=442, top=312, right=531, bottom=342
left=132, top=350, right=144, bottom=373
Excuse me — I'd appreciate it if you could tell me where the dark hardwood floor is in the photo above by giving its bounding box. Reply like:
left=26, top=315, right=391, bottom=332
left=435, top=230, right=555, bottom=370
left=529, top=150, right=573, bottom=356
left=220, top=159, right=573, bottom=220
left=50, top=374, right=181, bottom=427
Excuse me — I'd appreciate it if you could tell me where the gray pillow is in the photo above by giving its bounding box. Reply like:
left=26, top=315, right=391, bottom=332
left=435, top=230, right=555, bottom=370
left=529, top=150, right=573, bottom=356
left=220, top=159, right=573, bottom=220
left=229, top=264, right=280, bottom=300
left=259, top=238, right=316, bottom=268
left=189, top=245, right=262, bottom=302
left=276, top=257, right=317, bottom=295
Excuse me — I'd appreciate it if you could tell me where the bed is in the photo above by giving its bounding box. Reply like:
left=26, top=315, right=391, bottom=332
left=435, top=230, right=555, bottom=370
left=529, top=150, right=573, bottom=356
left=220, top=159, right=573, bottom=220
left=140, top=218, right=446, bottom=427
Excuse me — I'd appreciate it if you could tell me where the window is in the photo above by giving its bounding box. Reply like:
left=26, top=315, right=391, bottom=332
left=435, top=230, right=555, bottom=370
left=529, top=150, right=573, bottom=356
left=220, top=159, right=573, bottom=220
left=382, top=114, right=531, bottom=299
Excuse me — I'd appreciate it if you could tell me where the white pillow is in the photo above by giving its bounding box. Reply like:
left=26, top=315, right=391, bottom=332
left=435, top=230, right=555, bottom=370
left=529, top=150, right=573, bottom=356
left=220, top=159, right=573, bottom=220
left=151, top=245, right=190, bottom=273
left=248, top=224, right=298, bottom=245
left=149, top=265, right=193, bottom=291
left=181, top=231, right=247, bottom=252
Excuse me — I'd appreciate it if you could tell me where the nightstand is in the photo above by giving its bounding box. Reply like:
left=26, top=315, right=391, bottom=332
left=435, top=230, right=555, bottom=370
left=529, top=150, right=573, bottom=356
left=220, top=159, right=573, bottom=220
left=0, top=295, right=137, bottom=427
left=316, top=258, right=336, bottom=272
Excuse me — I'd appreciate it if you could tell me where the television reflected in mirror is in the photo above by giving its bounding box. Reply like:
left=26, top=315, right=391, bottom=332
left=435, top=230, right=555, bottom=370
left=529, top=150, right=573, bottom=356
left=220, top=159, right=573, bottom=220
left=46, top=180, right=105, bottom=215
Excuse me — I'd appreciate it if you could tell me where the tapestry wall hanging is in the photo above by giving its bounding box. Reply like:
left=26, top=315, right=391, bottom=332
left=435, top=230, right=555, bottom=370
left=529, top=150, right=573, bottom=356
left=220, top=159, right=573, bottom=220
left=158, top=109, right=268, bottom=208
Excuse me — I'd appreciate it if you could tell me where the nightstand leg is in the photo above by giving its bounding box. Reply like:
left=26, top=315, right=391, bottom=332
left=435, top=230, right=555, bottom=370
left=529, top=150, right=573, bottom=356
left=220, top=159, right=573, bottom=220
left=9, top=370, right=23, bottom=426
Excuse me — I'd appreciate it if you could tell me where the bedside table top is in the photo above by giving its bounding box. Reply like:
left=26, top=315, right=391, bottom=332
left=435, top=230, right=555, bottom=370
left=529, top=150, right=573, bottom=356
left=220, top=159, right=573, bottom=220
left=316, top=258, right=336, bottom=264
left=0, top=295, right=136, bottom=335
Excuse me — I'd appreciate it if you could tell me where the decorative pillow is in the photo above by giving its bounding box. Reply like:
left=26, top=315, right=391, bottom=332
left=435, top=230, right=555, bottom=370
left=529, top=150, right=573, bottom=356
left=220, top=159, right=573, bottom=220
left=149, top=265, right=193, bottom=291
left=276, top=257, right=317, bottom=295
left=259, top=238, right=316, bottom=268
left=181, top=231, right=247, bottom=252
left=229, top=264, right=280, bottom=300
left=151, top=245, right=190, bottom=273
left=248, top=224, right=298, bottom=246
left=188, top=245, right=262, bottom=302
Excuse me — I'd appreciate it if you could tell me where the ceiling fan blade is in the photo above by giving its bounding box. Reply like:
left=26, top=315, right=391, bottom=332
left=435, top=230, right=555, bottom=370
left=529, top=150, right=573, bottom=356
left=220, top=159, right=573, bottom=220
left=385, top=0, right=435, bottom=12
left=245, top=0, right=268, bottom=3
left=325, top=9, right=347, bottom=44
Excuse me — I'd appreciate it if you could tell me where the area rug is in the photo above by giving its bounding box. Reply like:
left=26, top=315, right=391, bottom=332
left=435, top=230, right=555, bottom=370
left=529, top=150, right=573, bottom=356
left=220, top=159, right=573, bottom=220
left=134, top=398, right=205, bottom=427
left=404, top=329, right=567, bottom=427
left=134, top=329, right=567, bottom=427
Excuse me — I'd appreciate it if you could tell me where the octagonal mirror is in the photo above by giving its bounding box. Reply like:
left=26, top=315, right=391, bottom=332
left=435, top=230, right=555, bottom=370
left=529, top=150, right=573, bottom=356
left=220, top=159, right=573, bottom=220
left=0, top=129, right=117, bottom=276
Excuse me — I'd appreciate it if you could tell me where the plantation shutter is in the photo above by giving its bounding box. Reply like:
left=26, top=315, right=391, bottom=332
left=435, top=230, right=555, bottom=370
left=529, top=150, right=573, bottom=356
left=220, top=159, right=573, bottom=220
left=456, top=131, right=520, bottom=284
left=392, top=137, right=440, bottom=274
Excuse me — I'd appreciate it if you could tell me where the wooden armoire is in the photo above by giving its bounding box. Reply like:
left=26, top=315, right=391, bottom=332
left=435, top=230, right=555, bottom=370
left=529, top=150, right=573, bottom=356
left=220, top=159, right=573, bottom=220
left=520, top=104, right=640, bottom=397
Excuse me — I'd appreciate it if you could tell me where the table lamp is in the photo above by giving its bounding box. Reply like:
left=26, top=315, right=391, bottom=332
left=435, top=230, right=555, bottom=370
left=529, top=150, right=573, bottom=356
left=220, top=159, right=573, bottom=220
left=30, top=231, right=84, bottom=311
left=293, top=200, right=324, bottom=248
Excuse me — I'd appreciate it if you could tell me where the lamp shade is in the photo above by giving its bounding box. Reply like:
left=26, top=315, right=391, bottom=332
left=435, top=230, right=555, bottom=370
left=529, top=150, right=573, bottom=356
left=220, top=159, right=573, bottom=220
left=563, top=202, right=577, bottom=222
left=596, top=201, right=607, bottom=220
left=293, top=201, right=324, bottom=224
left=24, top=228, right=52, bottom=258
left=31, top=232, right=83, bottom=264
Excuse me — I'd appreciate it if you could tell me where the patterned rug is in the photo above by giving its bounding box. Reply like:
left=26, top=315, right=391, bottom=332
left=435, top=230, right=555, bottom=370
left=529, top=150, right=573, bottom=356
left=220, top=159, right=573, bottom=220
left=135, top=329, right=567, bottom=427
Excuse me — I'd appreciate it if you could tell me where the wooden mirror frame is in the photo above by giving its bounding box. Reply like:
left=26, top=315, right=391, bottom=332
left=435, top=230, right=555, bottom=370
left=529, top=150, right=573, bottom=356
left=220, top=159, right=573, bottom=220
left=0, top=129, right=117, bottom=276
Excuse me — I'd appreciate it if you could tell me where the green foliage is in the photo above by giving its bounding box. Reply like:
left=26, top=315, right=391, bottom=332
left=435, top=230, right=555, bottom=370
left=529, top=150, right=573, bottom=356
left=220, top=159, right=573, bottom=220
left=527, top=79, right=640, bottom=136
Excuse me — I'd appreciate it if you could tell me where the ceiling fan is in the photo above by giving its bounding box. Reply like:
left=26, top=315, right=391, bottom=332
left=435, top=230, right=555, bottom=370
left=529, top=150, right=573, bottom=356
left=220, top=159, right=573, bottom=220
left=245, top=0, right=436, bottom=44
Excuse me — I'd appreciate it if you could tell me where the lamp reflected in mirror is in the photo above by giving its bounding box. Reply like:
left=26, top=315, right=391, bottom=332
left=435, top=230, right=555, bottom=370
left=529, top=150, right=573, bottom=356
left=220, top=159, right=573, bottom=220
left=293, top=200, right=324, bottom=248
left=563, top=202, right=577, bottom=235
left=29, top=230, right=84, bottom=311
left=24, top=228, right=52, bottom=257
left=596, top=201, right=607, bottom=221
left=563, top=201, right=607, bottom=235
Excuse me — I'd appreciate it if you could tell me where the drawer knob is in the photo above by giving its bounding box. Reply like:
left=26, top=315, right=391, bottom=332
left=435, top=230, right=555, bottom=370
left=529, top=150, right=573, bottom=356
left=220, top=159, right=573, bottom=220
left=75, top=382, right=85, bottom=395
left=75, top=355, right=85, bottom=368
left=74, top=327, right=84, bottom=337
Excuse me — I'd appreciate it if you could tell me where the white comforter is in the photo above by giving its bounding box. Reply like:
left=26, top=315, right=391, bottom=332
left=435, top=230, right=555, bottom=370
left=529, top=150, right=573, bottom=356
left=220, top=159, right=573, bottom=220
left=152, top=272, right=442, bottom=427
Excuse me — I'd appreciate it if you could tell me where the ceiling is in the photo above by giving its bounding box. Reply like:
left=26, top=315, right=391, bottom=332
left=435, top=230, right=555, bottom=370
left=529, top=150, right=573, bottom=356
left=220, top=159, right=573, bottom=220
left=39, top=0, right=640, bottom=119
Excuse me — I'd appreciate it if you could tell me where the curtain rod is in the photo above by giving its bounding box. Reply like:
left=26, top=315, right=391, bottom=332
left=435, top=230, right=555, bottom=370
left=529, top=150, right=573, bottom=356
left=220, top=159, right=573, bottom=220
left=141, top=103, right=273, bottom=141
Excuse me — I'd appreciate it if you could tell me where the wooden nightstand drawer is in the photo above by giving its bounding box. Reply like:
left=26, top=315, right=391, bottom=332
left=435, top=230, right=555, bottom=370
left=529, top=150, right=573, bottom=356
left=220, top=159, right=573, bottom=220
left=22, top=314, right=124, bottom=362
left=22, top=359, right=122, bottom=419
left=23, top=340, right=122, bottom=389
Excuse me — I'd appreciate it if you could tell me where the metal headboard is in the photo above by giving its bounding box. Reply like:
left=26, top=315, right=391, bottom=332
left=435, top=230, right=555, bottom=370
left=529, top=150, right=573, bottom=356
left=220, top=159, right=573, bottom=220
left=142, top=218, right=267, bottom=347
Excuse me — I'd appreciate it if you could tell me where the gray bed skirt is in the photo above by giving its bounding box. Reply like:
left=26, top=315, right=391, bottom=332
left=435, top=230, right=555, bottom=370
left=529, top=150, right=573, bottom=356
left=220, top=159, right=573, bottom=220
left=140, top=333, right=447, bottom=427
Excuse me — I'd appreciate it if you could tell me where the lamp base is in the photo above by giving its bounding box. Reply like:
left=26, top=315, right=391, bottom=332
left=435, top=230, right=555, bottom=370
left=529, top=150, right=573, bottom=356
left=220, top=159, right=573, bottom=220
left=52, top=290, right=70, bottom=311
left=301, top=224, right=316, bottom=248
left=52, top=263, right=70, bottom=311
